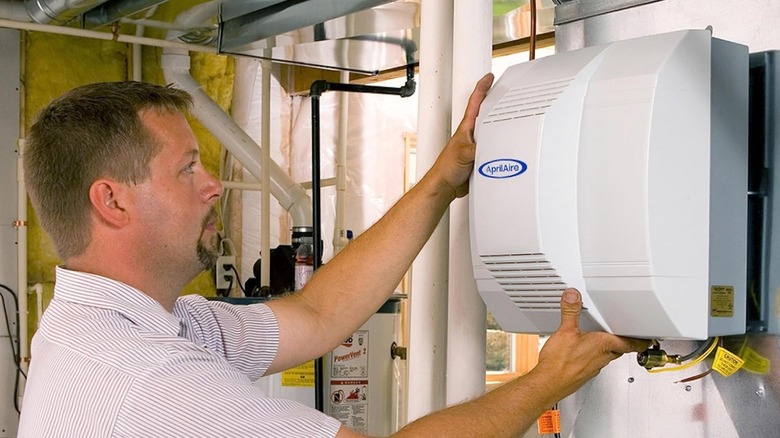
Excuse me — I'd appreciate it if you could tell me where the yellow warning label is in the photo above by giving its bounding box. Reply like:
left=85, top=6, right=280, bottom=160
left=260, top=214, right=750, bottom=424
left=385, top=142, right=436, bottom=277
left=710, top=285, right=734, bottom=317
left=739, top=346, right=770, bottom=375
left=281, top=360, right=315, bottom=387
left=713, top=347, right=744, bottom=377
left=537, top=409, right=561, bottom=435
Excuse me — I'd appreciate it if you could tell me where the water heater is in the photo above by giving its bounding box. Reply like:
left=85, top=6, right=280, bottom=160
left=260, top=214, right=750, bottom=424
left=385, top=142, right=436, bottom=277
left=469, top=29, right=748, bottom=340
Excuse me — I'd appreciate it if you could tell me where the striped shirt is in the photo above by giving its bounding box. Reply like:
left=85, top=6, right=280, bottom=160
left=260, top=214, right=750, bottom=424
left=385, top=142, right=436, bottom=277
left=18, top=267, right=341, bottom=437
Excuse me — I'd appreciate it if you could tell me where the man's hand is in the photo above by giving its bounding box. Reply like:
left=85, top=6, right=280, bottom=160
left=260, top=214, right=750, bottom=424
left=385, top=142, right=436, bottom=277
left=428, top=73, right=494, bottom=199
left=532, top=288, right=651, bottom=403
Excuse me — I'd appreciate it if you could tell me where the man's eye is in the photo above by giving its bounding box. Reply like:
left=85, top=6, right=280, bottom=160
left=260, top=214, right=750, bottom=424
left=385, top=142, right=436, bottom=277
left=184, top=162, right=196, bottom=173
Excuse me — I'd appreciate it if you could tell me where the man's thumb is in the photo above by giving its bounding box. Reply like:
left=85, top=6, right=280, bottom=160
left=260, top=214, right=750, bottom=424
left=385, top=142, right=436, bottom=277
left=559, top=288, right=582, bottom=332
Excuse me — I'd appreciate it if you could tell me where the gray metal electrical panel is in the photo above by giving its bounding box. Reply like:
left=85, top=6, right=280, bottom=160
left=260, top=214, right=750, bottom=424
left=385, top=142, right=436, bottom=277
left=748, top=50, right=780, bottom=335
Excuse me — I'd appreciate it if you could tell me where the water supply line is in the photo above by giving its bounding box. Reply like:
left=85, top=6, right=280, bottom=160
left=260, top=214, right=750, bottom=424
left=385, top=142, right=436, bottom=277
left=308, top=63, right=416, bottom=412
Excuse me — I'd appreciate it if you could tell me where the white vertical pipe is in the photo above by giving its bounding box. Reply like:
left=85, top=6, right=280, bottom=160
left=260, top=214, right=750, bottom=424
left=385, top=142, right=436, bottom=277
left=447, top=0, right=492, bottom=406
left=30, top=283, right=43, bottom=328
left=17, top=139, right=29, bottom=405
left=230, top=57, right=258, bottom=282
left=132, top=15, right=145, bottom=81
left=132, top=37, right=142, bottom=81
left=259, top=58, right=272, bottom=288
left=333, top=71, right=350, bottom=255
left=131, top=5, right=159, bottom=82
left=407, top=0, right=454, bottom=423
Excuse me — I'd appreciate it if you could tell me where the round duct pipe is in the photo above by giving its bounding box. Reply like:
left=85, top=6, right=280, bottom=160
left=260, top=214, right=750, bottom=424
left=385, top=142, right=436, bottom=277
left=25, top=0, right=111, bottom=25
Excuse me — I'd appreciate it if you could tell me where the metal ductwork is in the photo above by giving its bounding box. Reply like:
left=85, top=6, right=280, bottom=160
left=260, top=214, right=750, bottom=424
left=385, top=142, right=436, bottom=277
left=219, top=0, right=395, bottom=49
left=82, top=0, right=165, bottom=29
left=15, top=0, right=557, bottom=76
left=219, top=0, right=420, bottom=75
left=553, top=0, right=665, bottom=25
left=25, top=0, right=111, bottom=25
left=216, top=0, right=556, bottom=75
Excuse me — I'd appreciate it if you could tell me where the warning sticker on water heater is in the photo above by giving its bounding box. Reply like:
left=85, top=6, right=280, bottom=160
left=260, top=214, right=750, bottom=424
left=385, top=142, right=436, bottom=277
left=710, top=285, right=734, bottom=317
left=330, top=379, right=369, bottom=433
left=330, top=330, right=370, bottom=434
left=281, top=360, right=315, bottom=387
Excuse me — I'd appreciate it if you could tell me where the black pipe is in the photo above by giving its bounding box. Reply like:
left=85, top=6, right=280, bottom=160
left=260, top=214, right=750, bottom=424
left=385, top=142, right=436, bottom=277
left=308, top=64, right=416, bottom=413
left=310, top=64, right=417, bottom=100
left=311, top=94, right=323, bottom=270
left=309, top=92, right=325, bottom=412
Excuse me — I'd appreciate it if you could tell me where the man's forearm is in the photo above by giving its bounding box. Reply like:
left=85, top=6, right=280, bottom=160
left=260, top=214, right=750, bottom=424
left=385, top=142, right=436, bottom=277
left=393, top=367, right=559, bottom=438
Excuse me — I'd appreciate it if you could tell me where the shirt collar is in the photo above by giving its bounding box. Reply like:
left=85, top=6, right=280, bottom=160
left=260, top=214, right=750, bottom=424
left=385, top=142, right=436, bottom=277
left=54, top=266, right=182, bottom=336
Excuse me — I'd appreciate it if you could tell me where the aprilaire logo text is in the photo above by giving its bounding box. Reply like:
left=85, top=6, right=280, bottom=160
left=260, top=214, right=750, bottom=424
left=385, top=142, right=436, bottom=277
left=478, top=158, right=527, bottom=179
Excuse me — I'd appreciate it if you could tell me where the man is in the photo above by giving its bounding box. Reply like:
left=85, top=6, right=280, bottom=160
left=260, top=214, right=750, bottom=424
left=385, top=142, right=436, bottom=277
left=19, top=76, right=649, bottom=437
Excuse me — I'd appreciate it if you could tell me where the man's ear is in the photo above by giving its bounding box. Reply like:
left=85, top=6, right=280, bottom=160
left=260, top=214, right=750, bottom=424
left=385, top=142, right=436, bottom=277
left=89, top=179, right=129, bottom=227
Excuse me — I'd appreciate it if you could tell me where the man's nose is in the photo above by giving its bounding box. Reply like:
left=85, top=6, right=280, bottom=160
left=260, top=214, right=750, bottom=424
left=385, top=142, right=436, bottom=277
left=202, top=171, right=224, bottom=203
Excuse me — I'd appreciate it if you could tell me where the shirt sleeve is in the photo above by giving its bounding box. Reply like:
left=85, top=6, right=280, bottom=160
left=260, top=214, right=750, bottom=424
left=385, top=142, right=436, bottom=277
left=173, top=295, right=280, bottom=380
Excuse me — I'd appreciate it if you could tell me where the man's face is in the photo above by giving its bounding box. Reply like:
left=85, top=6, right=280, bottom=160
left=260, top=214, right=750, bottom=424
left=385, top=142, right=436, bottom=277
left=132, top=110, right=223, bottom=279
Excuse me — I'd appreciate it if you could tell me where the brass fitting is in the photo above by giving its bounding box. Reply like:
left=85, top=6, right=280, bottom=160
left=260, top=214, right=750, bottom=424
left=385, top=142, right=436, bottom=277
left=390, top=342, right=407, bottom=360
left=637, top=344, right=682, bottom=370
